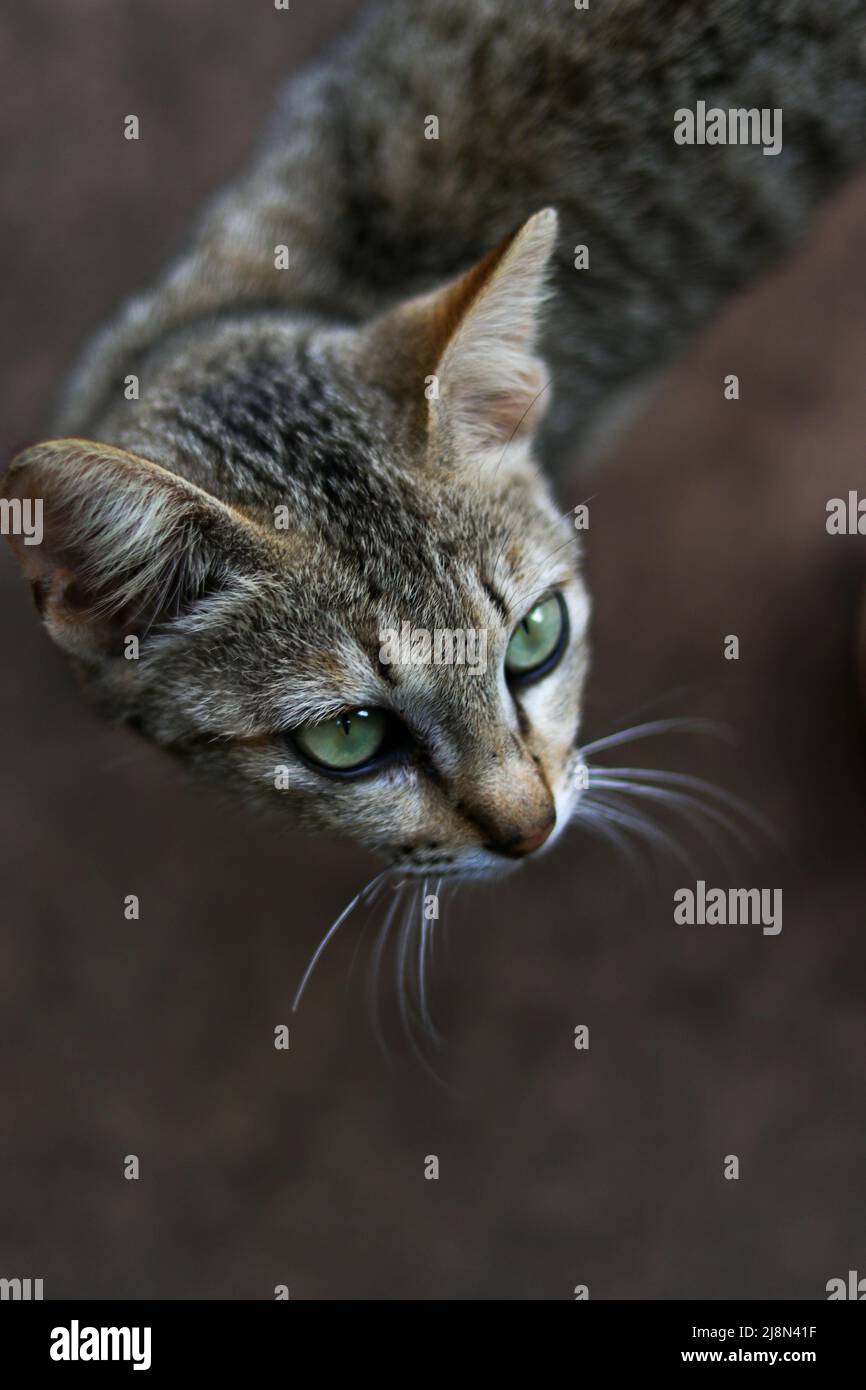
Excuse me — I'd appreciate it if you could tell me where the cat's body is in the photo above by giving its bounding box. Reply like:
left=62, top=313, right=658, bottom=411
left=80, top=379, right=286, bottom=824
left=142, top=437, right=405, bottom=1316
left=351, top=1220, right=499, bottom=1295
left=5, top=0, right=866, bottom=876
left=58, top=0, right=866, bottom=465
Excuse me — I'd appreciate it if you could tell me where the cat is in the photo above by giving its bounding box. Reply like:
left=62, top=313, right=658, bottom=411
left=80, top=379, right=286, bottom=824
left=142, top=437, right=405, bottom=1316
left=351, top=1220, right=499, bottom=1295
left=4, top=0, right=866, bottom=880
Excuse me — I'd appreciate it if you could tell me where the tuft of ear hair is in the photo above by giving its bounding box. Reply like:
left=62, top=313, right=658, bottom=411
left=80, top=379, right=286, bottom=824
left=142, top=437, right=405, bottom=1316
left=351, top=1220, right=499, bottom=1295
left=361, top=207, right=559, bottom=455
left=1, top=439, right=259, bottom=660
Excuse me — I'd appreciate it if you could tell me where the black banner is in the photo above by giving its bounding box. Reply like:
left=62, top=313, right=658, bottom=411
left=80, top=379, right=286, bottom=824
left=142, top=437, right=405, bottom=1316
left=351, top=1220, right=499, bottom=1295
left=1, top=1300, right=862, bottom=1375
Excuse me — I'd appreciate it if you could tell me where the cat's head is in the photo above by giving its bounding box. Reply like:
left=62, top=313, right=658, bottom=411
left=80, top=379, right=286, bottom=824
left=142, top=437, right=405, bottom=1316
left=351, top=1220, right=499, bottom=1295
left=2, top=209, right=590, bottom=878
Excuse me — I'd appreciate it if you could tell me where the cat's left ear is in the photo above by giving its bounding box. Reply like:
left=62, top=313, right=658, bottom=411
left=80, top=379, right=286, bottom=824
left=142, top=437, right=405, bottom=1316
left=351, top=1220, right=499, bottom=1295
left=1, top=438, right=264, bottom=661
left=360, top=207, right=559, bottom=455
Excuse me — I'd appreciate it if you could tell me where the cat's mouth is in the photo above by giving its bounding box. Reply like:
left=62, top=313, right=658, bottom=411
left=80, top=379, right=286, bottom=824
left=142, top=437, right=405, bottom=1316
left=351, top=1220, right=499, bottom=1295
left=390, top=837, right=563, bottom=881
left=392, top=862, right=521, bottom=882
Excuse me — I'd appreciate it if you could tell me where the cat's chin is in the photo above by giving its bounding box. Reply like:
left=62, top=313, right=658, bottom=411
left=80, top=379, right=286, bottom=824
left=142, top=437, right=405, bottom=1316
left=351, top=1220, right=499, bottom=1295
left=389, top=865, right=522, bottom=884
left=386, top=851, right=543, bottom=882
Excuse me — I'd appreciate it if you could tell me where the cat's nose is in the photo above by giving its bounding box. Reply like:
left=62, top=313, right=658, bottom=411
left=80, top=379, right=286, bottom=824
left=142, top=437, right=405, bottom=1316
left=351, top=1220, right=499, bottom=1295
left=486, top=814, right=555, bottom=859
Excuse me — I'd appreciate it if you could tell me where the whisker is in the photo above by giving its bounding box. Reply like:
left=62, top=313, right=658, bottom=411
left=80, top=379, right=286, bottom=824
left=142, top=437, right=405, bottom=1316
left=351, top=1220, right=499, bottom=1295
left=584, top=794, right=701, bottom=876
left=573, top=796, right=653, bottom=885
left=587, top=778, right=741, bottom=872
left=590, top=765, right=778, bottom=843
left=368, top=881, right=406, bottom=1062
left=589, top=776, right=747, bottom=838
left=488, top=518, right=522, bottom=593
left=505, top=534, right=581, bottom=612
left=488, top=495, right=595, bottom=621
left=393, top=887, right=452, bottom=1087
left=395, top=888, right=418, bottom=1047
left=491, top=379, right=553, bottom=477
left=417, top=876, right=439, bottom=1042
left=441, top=877, right=460, bottom=966
left=344, top=876, right=389, bottom=993
left=292, top=869, right=389, bottom=1012
left=429, top=876, right=442, bottom=968
left=579, top=717, right=730, bottom=758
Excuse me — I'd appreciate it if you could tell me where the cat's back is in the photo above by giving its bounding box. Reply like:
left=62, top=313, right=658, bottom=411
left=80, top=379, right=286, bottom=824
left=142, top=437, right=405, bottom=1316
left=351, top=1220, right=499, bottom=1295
left=264, top=0, right=862, bottom=296
left=56, top=0, right=866, bottom=455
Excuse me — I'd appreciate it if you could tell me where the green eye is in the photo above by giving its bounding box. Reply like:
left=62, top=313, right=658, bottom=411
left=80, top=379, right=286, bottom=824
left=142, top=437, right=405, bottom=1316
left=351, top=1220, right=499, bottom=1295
left=294, top=707, right=387, bottom=772
left=505, top=594, right=566, bottom=678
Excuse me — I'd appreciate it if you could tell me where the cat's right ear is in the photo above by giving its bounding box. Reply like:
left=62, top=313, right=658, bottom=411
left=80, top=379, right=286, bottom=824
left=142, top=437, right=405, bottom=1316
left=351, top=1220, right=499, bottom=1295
left=1, top=438, right=262, bottom=661
left=358, top=207, right=559, bottom=457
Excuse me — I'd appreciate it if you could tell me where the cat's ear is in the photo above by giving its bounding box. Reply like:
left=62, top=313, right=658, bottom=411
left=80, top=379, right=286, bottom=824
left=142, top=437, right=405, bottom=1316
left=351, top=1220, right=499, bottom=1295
left=1, top=438, right=260, bottom=660
left=362, top=207, right=558, bottom=453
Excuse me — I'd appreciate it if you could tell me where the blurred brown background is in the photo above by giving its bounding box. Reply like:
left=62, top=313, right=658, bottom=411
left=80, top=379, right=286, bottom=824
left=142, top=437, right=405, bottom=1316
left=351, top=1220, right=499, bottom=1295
left=1, top=0, right=865, bottom=1300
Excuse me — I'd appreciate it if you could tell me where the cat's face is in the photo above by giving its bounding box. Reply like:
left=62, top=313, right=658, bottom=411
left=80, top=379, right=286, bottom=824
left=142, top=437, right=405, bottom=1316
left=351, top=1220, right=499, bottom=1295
left=3, top=211, right=589, bottom=877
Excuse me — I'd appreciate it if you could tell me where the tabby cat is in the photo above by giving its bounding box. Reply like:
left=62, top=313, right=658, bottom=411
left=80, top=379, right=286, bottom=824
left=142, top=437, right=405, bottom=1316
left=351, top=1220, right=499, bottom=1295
left=5, top=0, right=866, bottom=879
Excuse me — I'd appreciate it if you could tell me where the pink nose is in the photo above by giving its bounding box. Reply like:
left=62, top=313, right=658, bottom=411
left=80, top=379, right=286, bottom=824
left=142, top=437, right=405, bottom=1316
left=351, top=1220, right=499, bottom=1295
left=488, top=816, right=555, bottom=859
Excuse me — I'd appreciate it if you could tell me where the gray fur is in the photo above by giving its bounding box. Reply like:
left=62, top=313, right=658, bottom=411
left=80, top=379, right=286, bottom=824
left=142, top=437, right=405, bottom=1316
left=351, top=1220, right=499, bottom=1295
left=6, top=0, right=866, bottom=874
left=58, top=0, right=866, bottom=460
